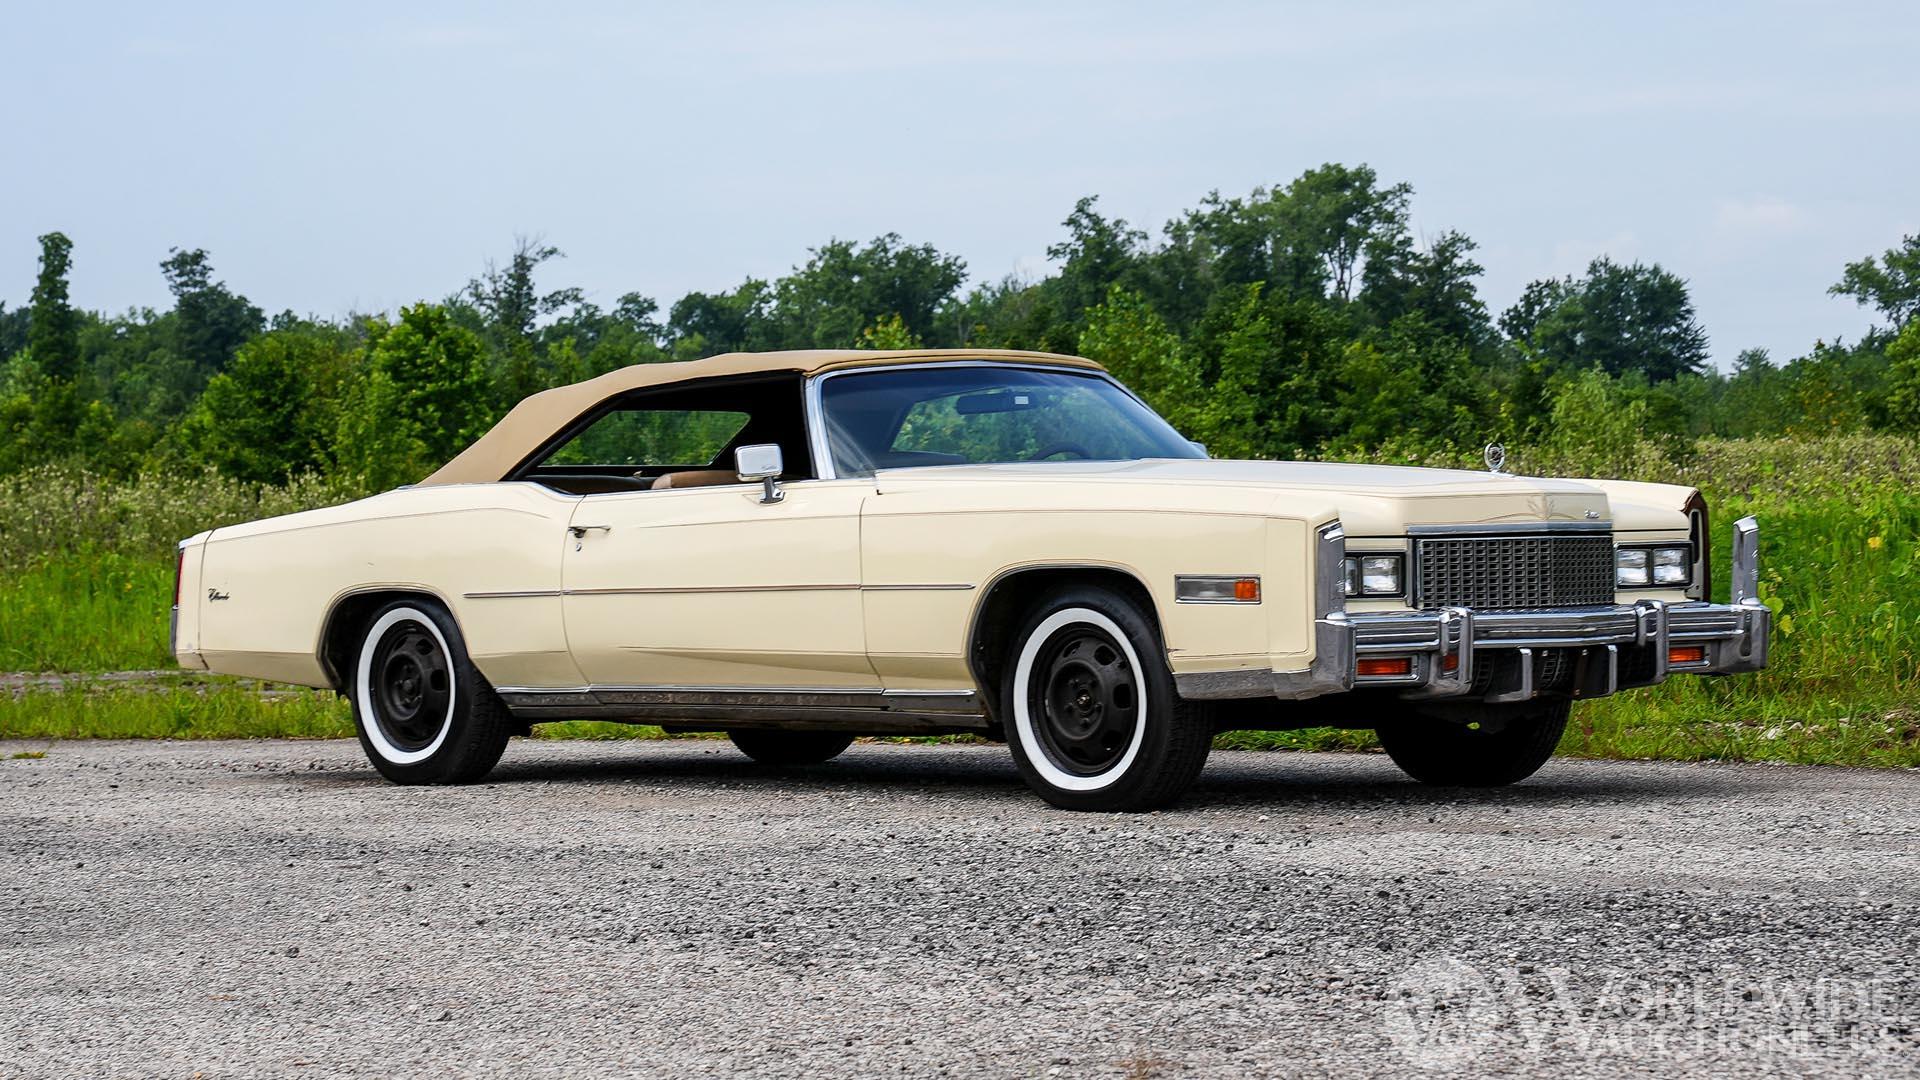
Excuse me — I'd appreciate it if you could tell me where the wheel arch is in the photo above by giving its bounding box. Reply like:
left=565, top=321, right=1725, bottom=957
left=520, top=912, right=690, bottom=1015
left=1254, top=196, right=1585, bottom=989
left=317, top=586, right=463, bottom=694
left=965, top=563, right=1166, bottom=721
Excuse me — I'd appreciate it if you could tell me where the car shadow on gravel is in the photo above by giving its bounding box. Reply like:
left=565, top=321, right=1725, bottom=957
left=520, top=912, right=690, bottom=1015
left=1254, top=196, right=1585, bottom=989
left=299, top=742, right=1745, bottom=809
left=1188, top=754, right=1749, bottom=806
left=1187, top=773, right=1740, bottom=810
left=485, top=746, right=1030, bottom=796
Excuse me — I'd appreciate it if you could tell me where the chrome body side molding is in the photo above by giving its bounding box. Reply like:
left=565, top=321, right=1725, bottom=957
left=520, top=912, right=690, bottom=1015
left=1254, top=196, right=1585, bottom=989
left=465, top=583, right=974, bottom=600
left=493, top=684, right=987, bottom=732
left=568, top=584, right=859, bottom=596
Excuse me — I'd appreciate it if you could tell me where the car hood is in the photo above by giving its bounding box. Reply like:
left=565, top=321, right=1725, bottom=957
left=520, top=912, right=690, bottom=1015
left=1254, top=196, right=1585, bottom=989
left=870, top=458, right=1660, bottom=537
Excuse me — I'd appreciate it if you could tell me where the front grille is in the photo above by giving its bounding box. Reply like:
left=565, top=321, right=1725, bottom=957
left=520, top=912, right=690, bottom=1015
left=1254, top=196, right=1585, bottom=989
left=1414, top=533, right=1614, bottom=610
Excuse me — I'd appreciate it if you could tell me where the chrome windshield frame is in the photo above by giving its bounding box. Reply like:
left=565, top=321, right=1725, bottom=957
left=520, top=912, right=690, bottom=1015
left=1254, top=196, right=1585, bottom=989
left=803, top=360, right=1187, bottom=481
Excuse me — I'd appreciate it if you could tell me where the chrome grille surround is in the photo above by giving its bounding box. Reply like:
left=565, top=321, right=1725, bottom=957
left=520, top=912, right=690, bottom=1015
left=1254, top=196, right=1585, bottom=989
left=1412, top=525, right=1615, bottom=610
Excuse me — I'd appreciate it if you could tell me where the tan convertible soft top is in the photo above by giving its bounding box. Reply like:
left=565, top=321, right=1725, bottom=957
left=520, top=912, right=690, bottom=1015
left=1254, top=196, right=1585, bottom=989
left=417, top=348, right=1103, bottom=486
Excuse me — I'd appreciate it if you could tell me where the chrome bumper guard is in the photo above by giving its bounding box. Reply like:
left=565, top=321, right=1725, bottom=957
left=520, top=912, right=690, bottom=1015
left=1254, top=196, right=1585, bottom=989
left=1182, top=516, right=1770, bottom=704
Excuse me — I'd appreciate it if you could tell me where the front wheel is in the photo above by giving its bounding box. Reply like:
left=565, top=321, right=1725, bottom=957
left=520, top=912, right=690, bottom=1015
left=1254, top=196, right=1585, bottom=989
left=1002, top=586, right=1213, bottom=811
left=350, top=600, right=513, bottom=785
left=1375, top=699, right=1571, bottom=786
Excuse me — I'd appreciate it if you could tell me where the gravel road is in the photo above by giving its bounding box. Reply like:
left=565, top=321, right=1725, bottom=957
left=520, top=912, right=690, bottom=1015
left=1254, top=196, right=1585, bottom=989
left=2, top=739, right=1916, bottom=1078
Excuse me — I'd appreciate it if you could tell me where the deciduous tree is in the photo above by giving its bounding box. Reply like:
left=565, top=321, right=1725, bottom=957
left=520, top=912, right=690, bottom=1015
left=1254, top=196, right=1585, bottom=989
left=1831, top=234, right=1920, bottom=329
left=173, top=325, right=355, bottom=483
left=1885, top=322, right=1920, bottom=431
left=29, top=232, right=80, bottom=381
left=161, top=248, right=264, bottom=384
left=768, top=235, right=966, bottom=349
left=334, top=304, right=491, bottom=488
left=1501, top=257, right=1709, bottom=382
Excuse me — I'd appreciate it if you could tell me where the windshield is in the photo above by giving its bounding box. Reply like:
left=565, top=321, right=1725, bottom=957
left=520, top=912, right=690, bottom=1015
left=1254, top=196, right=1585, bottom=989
left=818, top=365, right=1205, bottom=477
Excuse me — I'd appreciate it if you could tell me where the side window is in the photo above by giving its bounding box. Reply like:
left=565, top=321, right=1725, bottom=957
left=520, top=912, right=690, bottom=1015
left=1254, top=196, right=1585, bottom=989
left=543, top=409, right=750, bottom=469
left=514, top=374, right=814, bottom=494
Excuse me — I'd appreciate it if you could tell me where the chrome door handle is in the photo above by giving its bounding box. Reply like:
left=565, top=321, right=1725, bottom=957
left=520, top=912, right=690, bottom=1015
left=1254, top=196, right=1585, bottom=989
left=568, top=524, right=611, bottom=550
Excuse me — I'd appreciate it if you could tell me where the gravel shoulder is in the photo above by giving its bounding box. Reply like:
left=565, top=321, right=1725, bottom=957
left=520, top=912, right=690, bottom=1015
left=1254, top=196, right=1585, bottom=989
left=2, top=739, right=1916, bottom=1078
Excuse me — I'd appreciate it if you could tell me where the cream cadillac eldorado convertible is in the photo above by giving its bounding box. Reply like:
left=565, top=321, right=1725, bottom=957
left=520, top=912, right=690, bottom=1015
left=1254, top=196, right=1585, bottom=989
left=172, top=349, right=1770, bottom=810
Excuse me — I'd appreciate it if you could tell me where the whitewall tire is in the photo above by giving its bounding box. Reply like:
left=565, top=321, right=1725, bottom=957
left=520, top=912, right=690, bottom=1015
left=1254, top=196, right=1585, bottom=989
left=1001, top=586, right=1213, bottom=811
left=356, top=607, right=457, bottom=766
left=348, top=599, right=513, bottom=785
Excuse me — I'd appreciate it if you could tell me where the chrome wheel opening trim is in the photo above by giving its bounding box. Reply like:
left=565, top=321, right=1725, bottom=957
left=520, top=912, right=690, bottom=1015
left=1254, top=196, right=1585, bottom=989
left=356, top=607, right=456, bottom=765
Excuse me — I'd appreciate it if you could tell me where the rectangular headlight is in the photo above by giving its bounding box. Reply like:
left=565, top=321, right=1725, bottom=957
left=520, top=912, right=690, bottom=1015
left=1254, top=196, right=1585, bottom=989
left=1652, top=546, right=1690, bottom=585
left=1616, top=544, right=1692, bottom=588
left=1342, top=554, right=1403, bottom=597
left=1616, top=547, right=1650, bottom=586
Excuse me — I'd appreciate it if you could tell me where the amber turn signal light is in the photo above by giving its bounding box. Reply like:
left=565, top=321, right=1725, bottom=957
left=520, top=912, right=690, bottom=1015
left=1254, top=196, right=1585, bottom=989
left=1667, top=645, right=1707, bottom=665
left=1356, top=657, right=1413, bottom=677
left=1174, top=575, right=1262, bottom=603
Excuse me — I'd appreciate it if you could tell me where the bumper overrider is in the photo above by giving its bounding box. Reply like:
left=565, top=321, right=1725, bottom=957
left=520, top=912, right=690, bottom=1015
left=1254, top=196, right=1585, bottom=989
left=1180, top=517, right=1771, bottom=704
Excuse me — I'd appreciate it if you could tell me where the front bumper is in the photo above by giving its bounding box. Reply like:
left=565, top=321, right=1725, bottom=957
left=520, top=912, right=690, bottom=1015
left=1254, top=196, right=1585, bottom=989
left=1179, top=516, right=1771, bottom=705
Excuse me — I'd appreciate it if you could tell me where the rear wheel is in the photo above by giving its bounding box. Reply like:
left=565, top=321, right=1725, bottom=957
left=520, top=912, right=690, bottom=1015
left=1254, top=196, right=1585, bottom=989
left=350, top=600, right=513, bottom=785
left=728, top=730, right=856, bottom=765
left=1375, top=699, right=1571, bottom=786
left=1001, top=586, right=1212, bottom=811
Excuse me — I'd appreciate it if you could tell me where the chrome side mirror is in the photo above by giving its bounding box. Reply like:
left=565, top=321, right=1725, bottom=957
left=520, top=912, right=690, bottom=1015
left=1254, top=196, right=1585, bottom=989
left=735, top=444, right=785, bottom=504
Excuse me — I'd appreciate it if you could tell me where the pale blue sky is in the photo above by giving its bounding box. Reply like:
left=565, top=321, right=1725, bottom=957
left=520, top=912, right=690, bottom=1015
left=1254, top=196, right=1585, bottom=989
left=4, top=1, right=1915, bottom=367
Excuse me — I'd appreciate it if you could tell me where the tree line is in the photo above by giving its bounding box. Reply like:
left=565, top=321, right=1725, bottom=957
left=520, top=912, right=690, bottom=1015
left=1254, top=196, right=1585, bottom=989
left=4, top=162, right=1917, bottom=490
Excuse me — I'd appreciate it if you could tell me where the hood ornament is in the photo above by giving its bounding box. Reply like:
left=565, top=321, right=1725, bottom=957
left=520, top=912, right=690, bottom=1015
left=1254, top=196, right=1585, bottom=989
left=1483, top=443, right=1507, bottom=474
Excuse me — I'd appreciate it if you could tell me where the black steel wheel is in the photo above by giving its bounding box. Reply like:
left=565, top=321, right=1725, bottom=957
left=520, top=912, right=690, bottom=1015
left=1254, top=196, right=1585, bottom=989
left=1027, top=623, right=1141, bottom=777
left=1001, top=585, right=1213, bottom=811
left=368, top=621, right=453, bottom=754
left=350, top=599, right=513, bottom=785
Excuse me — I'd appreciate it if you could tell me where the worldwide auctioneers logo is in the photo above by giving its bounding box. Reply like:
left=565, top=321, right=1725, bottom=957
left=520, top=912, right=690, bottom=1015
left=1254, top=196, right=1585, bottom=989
left=1383, top=957, right=1916, bottom=1070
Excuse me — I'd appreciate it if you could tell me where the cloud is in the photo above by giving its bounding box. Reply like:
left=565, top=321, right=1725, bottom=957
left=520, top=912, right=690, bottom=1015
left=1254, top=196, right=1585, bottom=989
left=1714, top=196, right=1808, bottom=237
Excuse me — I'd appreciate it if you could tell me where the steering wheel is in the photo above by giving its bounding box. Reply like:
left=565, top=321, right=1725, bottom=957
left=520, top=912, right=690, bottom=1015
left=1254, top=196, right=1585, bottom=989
left=1026, top=441, right=1092, bottom=461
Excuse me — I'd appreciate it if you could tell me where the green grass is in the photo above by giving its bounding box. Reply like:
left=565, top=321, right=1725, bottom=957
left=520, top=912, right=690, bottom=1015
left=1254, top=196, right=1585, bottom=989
left=0, top=684, right=354, bottom=740
left=1222, top=699, right=1920, bottom=768
left=1563, top=680, right=1920, bottom=767
left=1215, top=728, right=1381, bottom=753
left=526, top=720, right=674, bottom=740
left=0, top=552, right=175, bottom=672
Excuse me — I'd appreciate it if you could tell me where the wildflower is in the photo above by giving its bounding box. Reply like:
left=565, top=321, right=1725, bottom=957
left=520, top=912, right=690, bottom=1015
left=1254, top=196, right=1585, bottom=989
left=1867, top=535, right=1884, bottom=550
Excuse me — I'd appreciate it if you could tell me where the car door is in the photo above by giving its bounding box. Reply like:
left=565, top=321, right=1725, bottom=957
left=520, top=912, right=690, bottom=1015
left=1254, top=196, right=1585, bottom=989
left=561, top=477, right=880, bottom=690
